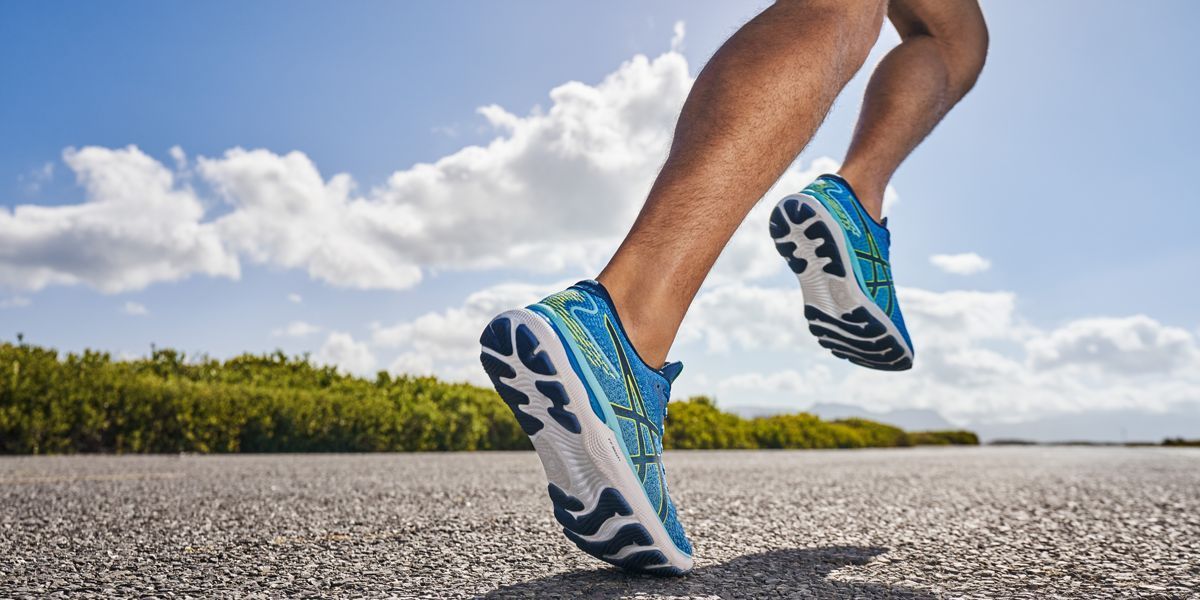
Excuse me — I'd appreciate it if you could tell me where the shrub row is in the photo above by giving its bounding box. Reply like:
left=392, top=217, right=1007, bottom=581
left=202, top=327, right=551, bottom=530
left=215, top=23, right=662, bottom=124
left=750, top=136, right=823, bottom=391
left=0, top=342, right=977, bottom=454
left=1162, top=438, right=1200, bottom=447
left=0, top=343, right=528, bottom=453
left=663, top=396, right=978, bottom=449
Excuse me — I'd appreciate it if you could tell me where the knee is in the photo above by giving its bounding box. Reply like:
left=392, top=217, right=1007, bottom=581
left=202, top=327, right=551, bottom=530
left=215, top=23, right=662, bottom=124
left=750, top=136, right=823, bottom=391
left=944, top=17, right=989, bottom=98
left=892, top=1, right=989, bottom=99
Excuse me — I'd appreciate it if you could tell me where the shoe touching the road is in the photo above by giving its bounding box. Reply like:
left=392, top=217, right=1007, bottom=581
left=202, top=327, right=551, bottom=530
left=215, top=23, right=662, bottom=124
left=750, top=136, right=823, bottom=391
left=478, top=280, right=693, bottom=575
left=769, top=174, right=914, bottom=371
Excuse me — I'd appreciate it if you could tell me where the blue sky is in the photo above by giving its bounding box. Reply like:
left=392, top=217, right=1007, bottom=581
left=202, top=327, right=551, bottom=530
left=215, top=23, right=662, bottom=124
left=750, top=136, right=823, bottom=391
left=3, top=1, right=1199, bottom=437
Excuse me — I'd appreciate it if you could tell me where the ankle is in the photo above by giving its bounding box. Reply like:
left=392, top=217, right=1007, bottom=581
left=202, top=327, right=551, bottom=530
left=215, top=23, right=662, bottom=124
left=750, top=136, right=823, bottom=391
left=595, top=272, right=675, bottom=368
left=834, top=168, right=886, bottom=223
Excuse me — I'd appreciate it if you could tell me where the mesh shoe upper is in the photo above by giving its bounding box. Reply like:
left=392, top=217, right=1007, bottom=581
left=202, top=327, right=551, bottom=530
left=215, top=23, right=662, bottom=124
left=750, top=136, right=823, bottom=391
left=528, top=280, right=692, bottom=556
left=803, top=174, right=914, bottom=351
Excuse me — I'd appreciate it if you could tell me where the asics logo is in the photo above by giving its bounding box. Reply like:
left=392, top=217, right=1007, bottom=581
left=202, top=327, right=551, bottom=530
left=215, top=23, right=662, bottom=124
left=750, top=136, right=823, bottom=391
left=604, top=315, right=668, bottom=518
left=825, top=200, right=861, bottom=237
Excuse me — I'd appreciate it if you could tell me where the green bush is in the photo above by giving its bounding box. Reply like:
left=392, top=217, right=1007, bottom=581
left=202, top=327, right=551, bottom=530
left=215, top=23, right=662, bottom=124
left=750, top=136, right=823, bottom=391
left=663, top=401, right=966, bottom=450
left=1162, top=438, right=1200, bottom=447
left=662, top=396, right=755, bottom=449
left=0, top=341, right=978, bottom=454
left=908, top=430, right=981, bottom=446
left=0, top=342, right=529, bottom=454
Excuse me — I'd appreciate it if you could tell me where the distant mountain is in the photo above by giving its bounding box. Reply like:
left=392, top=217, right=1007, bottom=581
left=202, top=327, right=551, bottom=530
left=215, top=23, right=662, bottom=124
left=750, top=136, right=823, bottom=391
left=805, top=403, right=956, bottom=431
left=972, top=410, right=1200, bottom=444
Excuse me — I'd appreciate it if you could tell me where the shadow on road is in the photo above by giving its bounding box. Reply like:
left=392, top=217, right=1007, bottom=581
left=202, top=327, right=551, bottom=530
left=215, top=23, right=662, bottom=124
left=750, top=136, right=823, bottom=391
left=479, top=545, right=933, bottom=599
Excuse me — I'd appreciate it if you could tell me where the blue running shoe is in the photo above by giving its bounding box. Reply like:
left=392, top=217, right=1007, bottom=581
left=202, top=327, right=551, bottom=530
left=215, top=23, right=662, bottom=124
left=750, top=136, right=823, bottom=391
left=478, top=280, right=693, bottom=575
left=769, top=174, right=915, bottom=371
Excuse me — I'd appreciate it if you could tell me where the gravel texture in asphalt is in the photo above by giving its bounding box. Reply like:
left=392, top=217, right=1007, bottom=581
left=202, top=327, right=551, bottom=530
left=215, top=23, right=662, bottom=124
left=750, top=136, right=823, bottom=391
left=1, top=447, right=1197, bottom=599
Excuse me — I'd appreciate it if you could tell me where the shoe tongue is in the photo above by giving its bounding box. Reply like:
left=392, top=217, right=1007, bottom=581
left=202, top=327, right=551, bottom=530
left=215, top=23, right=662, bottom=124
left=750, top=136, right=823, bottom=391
left=660, top=361, right=684, bottom=384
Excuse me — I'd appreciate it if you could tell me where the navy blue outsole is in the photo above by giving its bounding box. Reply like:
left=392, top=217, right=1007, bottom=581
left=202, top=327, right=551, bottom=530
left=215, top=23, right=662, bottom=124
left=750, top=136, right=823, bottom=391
left=480, top=317, right=581, bottom=436
left=479, top=315, right=687, bottom=576
left=549, top=483, right=686, bottom=575
left=771, top=198, right=847, bottom=277
left=806, top=306, right=912, bottom=371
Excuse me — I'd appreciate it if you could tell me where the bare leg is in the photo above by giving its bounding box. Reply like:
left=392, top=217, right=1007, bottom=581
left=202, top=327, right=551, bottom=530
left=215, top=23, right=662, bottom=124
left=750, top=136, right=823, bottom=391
left=839, top=0, right=989, bottom=221
left=598, top=0, right=887, bottom=367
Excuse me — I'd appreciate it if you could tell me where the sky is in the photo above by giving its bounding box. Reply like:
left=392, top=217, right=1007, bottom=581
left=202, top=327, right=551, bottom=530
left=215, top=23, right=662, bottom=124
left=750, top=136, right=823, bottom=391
left=3, top=1, right=1199, bottom=439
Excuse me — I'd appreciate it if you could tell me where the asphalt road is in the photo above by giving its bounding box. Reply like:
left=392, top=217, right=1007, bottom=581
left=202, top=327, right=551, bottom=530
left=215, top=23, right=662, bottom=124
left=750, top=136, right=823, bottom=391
left=2, top=448, right=1197, bottom=599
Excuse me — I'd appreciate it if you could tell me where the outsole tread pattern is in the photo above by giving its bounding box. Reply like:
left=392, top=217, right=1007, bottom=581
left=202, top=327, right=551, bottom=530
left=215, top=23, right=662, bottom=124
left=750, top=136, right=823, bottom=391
left=535, top=380, right=581, bottom=434
left=515, top=324, right=557, bottom=376
left=805, top=305, right=911, bottom=371
left=803, top=221, right=847, bottom=277
left=549, top=483, right=684, bottom=575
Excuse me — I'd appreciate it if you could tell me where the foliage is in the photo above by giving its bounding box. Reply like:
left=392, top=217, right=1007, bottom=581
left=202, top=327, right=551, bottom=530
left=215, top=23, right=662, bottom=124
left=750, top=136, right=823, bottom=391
left=1162, top=438, right=1200, bottom=447
left=0, top=342, right=978, bottom=454
left=908, top=430, right=982, bottom=446
left=661, top=396, right=755, bottom=449
left=663, top=396, right=978, bottom=450
left=0, top=342, right=528, bottom=454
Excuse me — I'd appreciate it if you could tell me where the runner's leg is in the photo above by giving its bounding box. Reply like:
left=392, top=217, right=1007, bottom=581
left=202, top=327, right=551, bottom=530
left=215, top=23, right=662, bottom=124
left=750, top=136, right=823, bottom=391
left=838, top=0, right=989, bottom=220
left=598, top=0, right=889, bottom=367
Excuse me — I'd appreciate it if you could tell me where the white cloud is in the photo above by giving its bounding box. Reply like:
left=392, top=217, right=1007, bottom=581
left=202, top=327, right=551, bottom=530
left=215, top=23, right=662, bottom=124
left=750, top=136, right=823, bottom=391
left=430, top=124, right=460, bottom=138
left=372, top=280, right=567, bottom=385
left=898, top=287, right=1028, bottom=347
left=677, top=283, right=810, bottom=353
left=0, top=296, right=31, bottom=309
left=200, top=148, right=424, bottom=290
left=272, top=321, right=321, bottom=338
left=929, top=252, right=991, bottom=275
left=389, top=352, right=435, bottom=377
left=314, top=332, right=376, bottom=376
left=17, top=162, right=54, bottom=193
left=361, top=49, right=692, bottom=276
left=1026, top=315, right=1197, bottom=375
left=287, top=293, right=302, bottom=304
left=720, top=366, right=834, bottom=396
left=670, top=21, right=686, bottom=52
left=168, top=146, right=188, bottom=172
left=2, top=43, right=855, bottom=295
left=0, top=146, right=240, bottom=293
left=123, top=301, right=148, bottom=316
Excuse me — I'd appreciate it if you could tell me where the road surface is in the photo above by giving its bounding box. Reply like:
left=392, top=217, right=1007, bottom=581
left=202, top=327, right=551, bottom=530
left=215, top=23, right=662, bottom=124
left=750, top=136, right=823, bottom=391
left=1, top=448, right=1197, bottom=598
